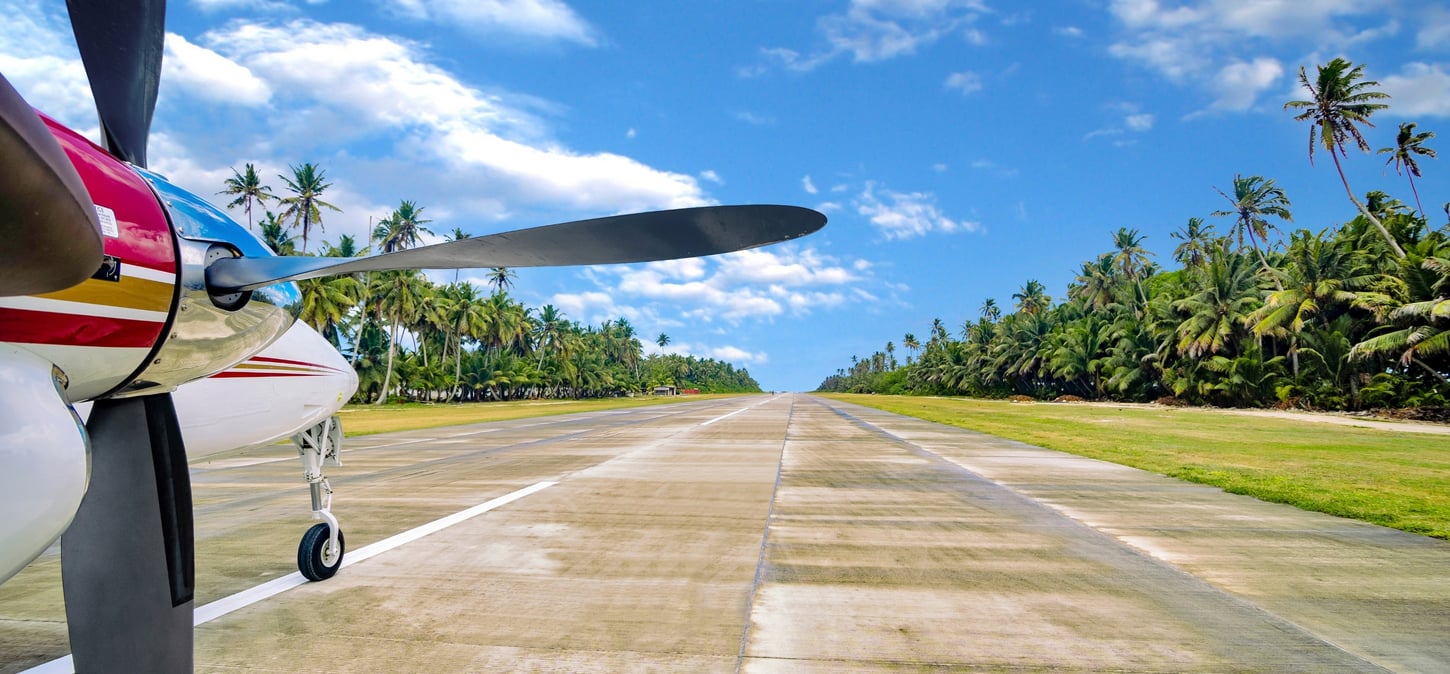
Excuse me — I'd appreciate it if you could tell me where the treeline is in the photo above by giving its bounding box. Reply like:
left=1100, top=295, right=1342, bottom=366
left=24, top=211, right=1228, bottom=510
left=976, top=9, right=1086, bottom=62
left=218, top=164, right=761, bottom=403
left=817, top=59, right=1447, bottom=412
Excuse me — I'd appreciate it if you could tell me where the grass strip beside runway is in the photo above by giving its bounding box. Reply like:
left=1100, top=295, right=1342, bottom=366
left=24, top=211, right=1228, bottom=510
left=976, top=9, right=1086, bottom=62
left=821, top=394, right=1450, bottom=540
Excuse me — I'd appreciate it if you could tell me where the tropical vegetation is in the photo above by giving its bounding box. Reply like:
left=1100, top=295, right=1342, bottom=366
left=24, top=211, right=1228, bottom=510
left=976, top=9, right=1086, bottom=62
left=222, top=177, right=761, bottom=403
left=818, top=59, right=1447, bottom=414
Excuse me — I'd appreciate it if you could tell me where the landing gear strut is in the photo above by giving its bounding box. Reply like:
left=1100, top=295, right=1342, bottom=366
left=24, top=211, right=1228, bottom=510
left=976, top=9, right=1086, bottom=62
left=292, top=415, right=344, bottom=580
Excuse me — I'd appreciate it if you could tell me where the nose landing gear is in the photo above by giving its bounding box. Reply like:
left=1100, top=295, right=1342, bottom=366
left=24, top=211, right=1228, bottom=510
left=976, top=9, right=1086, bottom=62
left=293, top=416, right=344, bottom=581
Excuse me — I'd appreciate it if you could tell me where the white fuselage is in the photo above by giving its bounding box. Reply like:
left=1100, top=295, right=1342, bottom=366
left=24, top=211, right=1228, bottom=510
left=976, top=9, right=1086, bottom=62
left=76, top=322, right=358, bottom=459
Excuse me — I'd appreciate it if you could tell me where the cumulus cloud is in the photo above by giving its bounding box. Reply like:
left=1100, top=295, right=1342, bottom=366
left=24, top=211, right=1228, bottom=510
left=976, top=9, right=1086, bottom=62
left=1105, top=0, right=1392, bottom=111
left=758, top=0, right=992, bottom=72
left=194, top=19, right=708, bottom=214
left=381, top=0, right=597, bottom=46
left=855, top=182, right=976, bottom=240
left=944, top=70, right=983, bottom=95
left=163, top=33, right=272, bottom=106
left=577, top=245, right=866, bottom=324
left=1381, top=62, right=1450, bottom=117
left=1210, top=57, right=1283, bottom=111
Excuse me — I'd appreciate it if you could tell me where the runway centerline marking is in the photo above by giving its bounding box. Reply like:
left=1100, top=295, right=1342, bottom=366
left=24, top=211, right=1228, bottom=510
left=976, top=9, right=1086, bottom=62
left=701, top=397, right=774, bottom=427
left=24, top=480, right=557, bottom=674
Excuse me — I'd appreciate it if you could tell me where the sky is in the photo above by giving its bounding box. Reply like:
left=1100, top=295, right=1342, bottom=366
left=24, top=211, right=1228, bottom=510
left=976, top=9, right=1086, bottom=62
left=3, top=0, right=1449, bottom=392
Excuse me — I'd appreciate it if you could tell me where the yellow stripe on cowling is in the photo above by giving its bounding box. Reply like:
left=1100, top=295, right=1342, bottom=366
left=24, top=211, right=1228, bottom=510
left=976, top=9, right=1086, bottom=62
left=36, top=275, right=173, bottom=313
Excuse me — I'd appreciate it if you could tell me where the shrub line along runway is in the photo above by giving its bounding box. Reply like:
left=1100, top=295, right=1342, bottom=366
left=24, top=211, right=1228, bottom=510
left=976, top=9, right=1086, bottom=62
left=2, top=394, right=1448, bottom=672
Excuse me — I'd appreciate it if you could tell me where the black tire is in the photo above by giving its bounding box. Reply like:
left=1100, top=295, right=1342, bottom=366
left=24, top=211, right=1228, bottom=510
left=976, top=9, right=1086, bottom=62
left=298, top=523, right=345, bottom=581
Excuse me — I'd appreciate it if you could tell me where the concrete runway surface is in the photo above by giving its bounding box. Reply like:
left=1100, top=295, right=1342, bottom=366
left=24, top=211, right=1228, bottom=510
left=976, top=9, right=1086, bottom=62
left=2, top=394, right=1449, bottom=672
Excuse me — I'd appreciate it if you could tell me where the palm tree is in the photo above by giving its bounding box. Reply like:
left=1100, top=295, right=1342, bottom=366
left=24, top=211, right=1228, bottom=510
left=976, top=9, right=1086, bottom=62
left=1171, top=217, right=1217, bottom=269
left=375, top=200, right=433, bottom=253
left=487, top=267, right=516, bottom=295
left=1212, top=174, right=1292, bottom=289
left=298, top=275, right=360, bottom=347
left=277, top=163, right=342, bottom=254
left=441, top=283, right=488, bottom=401
left=446, top=228, right=472, bottom=283
left=1248, top=229, right=1373, bottom=377
left=979, top=298, right=1000, bottom=322
left=656, top=333, right=671, bottom=349
left=1173, top=244, right=1263, bottom=359
left=218, top=163, right=275, bottom=231
left=258, top=210, right=295, bottom=255
left=1111, top=227, right=1153, bottom=306
left=1013, top=280, right=1050, bottom=315
left=1378, top=122, right=1436, bottom=217
left=1285, top=58, right=1403, bottom=258
left=372, top=270, right=427, bottom=404
left=903, top=333, right=920, bottom=364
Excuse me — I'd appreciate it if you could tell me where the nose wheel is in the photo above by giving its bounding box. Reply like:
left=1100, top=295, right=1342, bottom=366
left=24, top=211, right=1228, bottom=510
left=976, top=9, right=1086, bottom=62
left=292, top=415, right=345, bottom=581
left=298, top=522, right=345, bottom=580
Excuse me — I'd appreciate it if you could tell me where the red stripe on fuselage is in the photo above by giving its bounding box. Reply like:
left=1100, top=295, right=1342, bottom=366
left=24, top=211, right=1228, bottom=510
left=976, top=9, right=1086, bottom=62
left=0, top=307, right=162, bottom=349
left=249, top=355, right=346, bottom=373
left=208, top=371, right=325, bottom=379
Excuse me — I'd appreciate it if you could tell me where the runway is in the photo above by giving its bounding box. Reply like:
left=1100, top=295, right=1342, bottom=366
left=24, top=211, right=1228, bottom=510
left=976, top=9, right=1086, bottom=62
left=3, top=394, right=1450, bottom=671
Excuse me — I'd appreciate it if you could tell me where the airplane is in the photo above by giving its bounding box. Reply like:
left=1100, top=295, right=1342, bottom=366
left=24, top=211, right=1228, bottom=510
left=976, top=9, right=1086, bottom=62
left=0, top=0, right=826, bottom=669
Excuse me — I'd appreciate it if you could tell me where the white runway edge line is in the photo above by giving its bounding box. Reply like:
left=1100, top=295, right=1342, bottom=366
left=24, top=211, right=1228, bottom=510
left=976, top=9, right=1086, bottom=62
left=700, top=396, right=778, bottom=427
left=24, top=480, right=557, bottom=674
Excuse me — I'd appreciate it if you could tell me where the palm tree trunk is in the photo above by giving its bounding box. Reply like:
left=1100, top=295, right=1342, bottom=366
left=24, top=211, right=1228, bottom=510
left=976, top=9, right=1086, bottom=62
left=1408, top=173, right=1425, bottom=220
left=453, top=339, right=465, bottom=403
left=1332, top=150, right=1406, bottom=259
left=375, top=318, right=400, bottom=405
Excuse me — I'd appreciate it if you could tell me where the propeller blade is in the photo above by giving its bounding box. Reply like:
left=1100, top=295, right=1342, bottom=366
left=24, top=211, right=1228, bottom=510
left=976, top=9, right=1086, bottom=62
left=62, top=394, right=194, bottom=672
left=0, top=73, right=102, bottom=296
left=208, top=204, right=826, bottom=291
left=67, top=0, right=165, bottom=168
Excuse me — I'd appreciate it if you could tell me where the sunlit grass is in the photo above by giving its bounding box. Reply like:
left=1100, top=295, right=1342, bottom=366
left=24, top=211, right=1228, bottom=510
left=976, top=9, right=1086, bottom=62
left=338, top=393, right=746, bottom=436
left=821, top=394, right=1450, bottom=540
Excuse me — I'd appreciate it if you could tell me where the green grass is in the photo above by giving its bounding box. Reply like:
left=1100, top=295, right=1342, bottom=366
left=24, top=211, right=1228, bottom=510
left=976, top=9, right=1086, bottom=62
left=821, top=394, right=1450, bottom=540
left=338, top=393, right=747, bottom=436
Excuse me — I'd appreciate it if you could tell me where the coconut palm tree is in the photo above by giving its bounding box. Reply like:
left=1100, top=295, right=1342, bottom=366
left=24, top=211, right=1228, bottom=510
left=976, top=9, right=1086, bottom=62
left=1171, top=217, right=1217, bottom=269
left=487, top=267, right=516, bottom=295
left=979, top=298, right=1000, bottom=322
left=1111, top=227, right=1154, bottom=306
left=375, top=200, right=433, bottom=254
left=903, top=333, right=920, bottom=364
left=1285, top=58, right=1402, bottom=258
left=1249, top=229, right=1374, bottom=377
left=1012, top=280, right=1051, bottom=315
left=277, top=162, right=341, bottom=254
left=1378, top=122, right=1437, bottom=217
left=218, top=163, right=275, bottom=231
left=441, top=228, right=470, bottom=284
left=258, top=210, right=294, bottom=255
left=1173, top=244, right=1263, bottom=359
left=1212, top=174, right=1292, bottom=290
left=656, top=332, right=671, bottom=349
left=298, top=274, right=360, bottom=347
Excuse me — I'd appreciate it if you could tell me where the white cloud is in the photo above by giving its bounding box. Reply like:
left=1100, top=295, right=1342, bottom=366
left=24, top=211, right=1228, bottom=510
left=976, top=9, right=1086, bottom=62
left=706, top=345, right=767, bottom=364
left=735, top=110, right=775, bottom=126
left=1055, top=25, right=1084, bottom=38
left=699, top=170, right=723, bottom=184
left=855, top=182, right=976, bottom=240
left=197, top=20, right=708, bottom=213
left=163, top=33, right=272, bottom=106
left=1125, top=113, right=1155, bottom=131
left=580, top=245, right=865, bottom=324
left=802, top=175, right=818, bottom=194
left=760, top=0, right=992, bottom=72
left=381, top=0, right=597, bottom=46
left=1210, top=57, right=1283, bottom=111
left=1381, top=62, right=1450, bottom=117
left=944, top=70, right=982, bottom=95
left=1106, top=0, right=1392, bottom=110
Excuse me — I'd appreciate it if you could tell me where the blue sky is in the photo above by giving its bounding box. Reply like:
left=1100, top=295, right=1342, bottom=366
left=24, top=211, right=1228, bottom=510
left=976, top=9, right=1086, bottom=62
left=3, top=0, right=1449, bottom=391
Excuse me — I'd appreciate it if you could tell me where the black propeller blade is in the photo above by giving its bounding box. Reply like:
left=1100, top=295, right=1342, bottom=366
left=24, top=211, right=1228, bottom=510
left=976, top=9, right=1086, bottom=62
left=0, top=72, right=102, bottom=296
left=208, top=204, right=827, bottom=292
left=67, top=0, right=165, bottom=168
